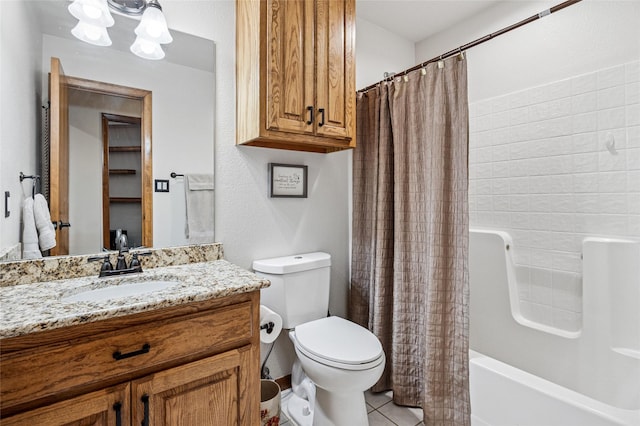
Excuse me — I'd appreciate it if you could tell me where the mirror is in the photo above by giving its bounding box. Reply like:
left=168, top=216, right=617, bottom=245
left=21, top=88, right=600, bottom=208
left=1, top=0, right=215, bottom=260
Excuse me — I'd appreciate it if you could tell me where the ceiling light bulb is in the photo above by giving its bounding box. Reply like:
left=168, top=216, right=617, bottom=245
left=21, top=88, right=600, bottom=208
left=82, top=3, right=102, bottom=19
left=83, top=25, right=101, bottom=41
left=130, top=36, right=165, bottom=60
left=134, top=1, right=172, bottom=44
left=146, top=21, right=163, bottom=39
left=140, top=39, right=156, bottom=54
left=68, top=0, right=114, bottom=27
left=71, top=21, right=112, bottom=46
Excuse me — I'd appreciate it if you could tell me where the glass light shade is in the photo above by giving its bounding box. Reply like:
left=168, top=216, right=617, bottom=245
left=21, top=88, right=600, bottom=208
left=68, top=0, right=114, bottom=27
left=134, top=5, right=173, bottom=44
left=130, top=36, right=165, bottom=60
left=71, top=21, right=112, bottom=46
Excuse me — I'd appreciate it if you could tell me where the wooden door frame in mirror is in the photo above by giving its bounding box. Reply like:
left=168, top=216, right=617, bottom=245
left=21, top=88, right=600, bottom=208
left=65, top=76, right=153, bottom=249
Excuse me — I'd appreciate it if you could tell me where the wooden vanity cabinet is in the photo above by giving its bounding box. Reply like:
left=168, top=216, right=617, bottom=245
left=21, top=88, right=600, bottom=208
left=1, top=292, right=260, bottom=426
left=1, top=383, right=130, bottom=426
left=236, top=0, right=356, bottom=153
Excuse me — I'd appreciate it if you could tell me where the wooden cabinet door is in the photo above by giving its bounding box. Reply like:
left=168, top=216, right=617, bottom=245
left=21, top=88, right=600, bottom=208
left=265, top=0, right=315, bottom=135
left=315, top=0, right=355, bottom=140
left=2, top=383, right=129, bottom=426
left=131, top=349, right=255, bottom=426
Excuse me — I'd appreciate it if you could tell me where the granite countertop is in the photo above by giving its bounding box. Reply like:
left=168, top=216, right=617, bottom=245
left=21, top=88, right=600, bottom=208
left=0, top=259, right=270, bottom=339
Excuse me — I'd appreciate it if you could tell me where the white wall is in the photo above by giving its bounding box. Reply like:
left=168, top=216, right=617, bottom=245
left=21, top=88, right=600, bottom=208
left=355, top=17, right=415, bottom=89
left=415, top=0, right=640, bottom=103
left=416, top=1, right=640, bottom=331
left=0, top=1, right=43, bottom=256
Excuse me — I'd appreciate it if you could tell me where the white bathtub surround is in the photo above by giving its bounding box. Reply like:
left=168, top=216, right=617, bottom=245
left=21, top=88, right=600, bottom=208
left=583, top=237, right=640, bottom=363
left=469, top=60, right=640, bottom=329
left=470, top=229, right=640, bottom=415
left=469, top=229, right=579, bottom=340
left=469, top=351, right=640, bottom=426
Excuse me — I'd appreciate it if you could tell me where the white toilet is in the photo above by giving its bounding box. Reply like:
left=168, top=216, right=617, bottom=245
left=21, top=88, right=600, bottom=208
left=253, top=252, right=385, bottom=426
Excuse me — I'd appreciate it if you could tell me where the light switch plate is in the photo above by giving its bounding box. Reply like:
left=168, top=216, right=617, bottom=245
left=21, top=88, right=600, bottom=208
left=154, top=179, right=169, bottom=192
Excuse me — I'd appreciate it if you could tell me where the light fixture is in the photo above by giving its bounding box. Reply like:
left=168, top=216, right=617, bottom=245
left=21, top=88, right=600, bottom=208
left=135, top=0, right=172, bottom=44
left=130, top=36, right=165, bottom=60
left=68, top=0, right=172, bottom=60
left=71, top=21, right=112, bottom=46
left=68, top=0, right=114, bottom=27
left=68, top=0, right=114, bottom=46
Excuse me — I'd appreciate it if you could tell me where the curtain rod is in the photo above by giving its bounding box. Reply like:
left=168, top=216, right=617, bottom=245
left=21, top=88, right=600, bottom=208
left=357, top=0, right=583, bottom=93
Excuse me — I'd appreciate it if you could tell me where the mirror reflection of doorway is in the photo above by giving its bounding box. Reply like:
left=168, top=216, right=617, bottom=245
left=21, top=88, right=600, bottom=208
left=102, top=114, right=142, bottom=250
left=49, top=57, right=153, bottom=255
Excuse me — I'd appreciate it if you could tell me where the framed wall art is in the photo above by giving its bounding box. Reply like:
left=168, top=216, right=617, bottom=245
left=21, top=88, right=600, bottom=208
left=269, top=163, right=308, bottom=198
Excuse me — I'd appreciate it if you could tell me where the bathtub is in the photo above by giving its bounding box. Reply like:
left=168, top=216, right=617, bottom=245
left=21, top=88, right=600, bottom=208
left=469, top=351, right=640, bottom=426
left=469, top=229, right=640, bottom=426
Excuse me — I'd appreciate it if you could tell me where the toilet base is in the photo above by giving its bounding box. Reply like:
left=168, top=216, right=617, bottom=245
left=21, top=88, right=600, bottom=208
left=287, top=392, right=314, bottom=426
left=312, top=387, right=368, bottom=426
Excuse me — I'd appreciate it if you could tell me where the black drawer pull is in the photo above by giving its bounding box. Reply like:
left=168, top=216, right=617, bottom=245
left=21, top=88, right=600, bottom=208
left=141, top=395, right=150, bottom=426
left=113, top=402, right=122, bottom=426
left=113, top=343, right=150, bottom=360
left=318, top=108, right=325, bottom=127
left=306, top=105, right=314, bottom=125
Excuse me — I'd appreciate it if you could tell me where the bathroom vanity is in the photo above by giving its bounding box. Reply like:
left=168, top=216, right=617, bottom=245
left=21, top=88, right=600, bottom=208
left=0, top=245, right=270, bottom=425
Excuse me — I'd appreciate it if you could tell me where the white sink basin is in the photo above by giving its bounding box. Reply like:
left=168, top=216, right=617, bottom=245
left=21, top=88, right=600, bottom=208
left=63, top=280, right=179, bottom=303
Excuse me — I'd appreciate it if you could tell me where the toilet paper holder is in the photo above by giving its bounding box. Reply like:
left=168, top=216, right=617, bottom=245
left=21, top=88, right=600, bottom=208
left=260, top=321, right=276, bottom=334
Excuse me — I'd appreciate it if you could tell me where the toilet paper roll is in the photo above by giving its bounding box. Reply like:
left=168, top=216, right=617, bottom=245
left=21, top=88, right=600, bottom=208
left=260, top=305, right=283, bottom=344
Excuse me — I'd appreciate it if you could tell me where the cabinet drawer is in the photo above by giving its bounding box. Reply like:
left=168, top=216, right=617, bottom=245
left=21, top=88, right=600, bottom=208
left=1, top=301, right=253, bottom=414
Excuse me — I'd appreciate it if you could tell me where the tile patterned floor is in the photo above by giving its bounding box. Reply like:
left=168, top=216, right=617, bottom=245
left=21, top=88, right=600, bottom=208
left=279, top=389, right=423, bottom=426
left=365, top=390, right=424, bottom=426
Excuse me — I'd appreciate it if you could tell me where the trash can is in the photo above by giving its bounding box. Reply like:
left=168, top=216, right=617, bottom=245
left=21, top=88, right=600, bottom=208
left=260, top=379, right=281, bottom=426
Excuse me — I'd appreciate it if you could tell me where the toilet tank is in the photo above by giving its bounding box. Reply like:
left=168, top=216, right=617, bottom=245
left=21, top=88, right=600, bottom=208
left=253, top=252, right=331, bottom=329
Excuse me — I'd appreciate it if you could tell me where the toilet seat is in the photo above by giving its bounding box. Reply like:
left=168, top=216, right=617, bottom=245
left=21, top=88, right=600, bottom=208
left=293, top=316, right=384, bottom=371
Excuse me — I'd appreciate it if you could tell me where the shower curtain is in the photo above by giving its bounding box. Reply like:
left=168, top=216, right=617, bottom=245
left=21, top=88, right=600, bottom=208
left=351, top=55, right=470, bottom=425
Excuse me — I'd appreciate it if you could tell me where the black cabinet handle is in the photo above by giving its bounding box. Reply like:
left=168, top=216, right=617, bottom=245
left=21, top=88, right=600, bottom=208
left=113, top=402, right=122, bottom=426
left=318, top=108, right=325, bottom=127
left=141, top=395, right=149, bottom=426
left=306, top=106, right=314, bottom=125
left=113, top=343, right=150, bottom=361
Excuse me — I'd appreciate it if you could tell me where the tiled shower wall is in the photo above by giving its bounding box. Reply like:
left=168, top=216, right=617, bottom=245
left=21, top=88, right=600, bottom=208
left=469, top=60, right=640, bottom=332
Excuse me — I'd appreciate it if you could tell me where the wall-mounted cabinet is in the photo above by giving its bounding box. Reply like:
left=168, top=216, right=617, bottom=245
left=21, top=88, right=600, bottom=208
left=236, top=0, right=356, bottom=153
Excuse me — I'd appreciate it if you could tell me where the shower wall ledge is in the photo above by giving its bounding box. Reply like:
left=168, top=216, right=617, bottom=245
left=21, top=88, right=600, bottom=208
left=470, top=228, right=581, bottom=338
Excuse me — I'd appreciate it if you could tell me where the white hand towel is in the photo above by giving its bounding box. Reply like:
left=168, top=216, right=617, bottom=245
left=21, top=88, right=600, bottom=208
left=184, top=174, right=214, bottom=244
left=22, top=198, right=42, bottom=259
left=33, top=193, right=57, bottom=251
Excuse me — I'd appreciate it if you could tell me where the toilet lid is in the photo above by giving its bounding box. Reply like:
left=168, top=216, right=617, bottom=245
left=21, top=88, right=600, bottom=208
left=294, top=316, right=383, bottom=365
